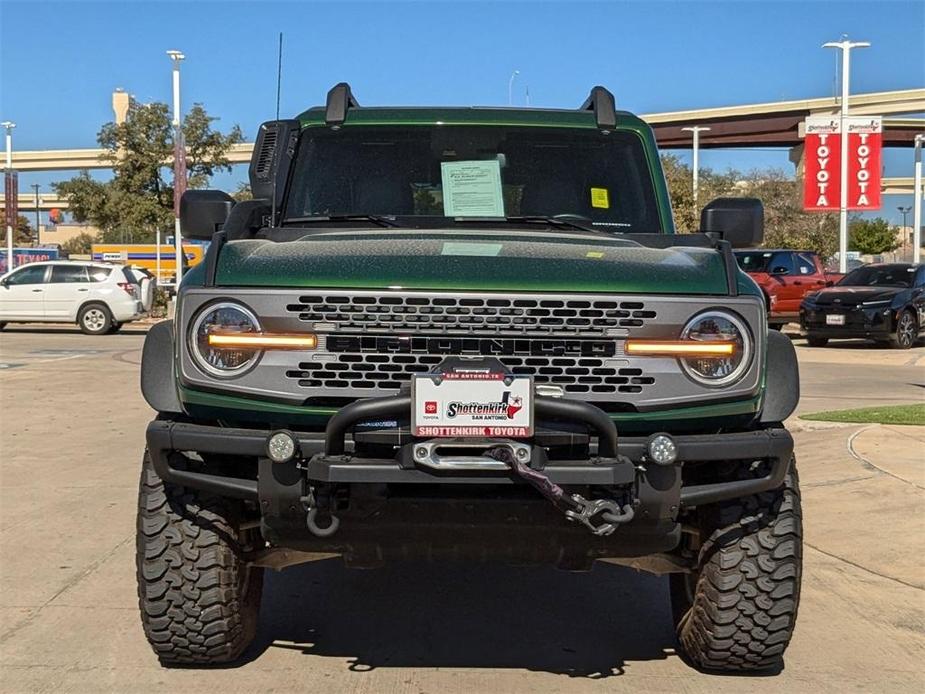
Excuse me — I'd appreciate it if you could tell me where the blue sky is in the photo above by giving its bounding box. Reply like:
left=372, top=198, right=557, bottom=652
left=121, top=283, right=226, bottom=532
left=1, top=0, right=923, bottom=222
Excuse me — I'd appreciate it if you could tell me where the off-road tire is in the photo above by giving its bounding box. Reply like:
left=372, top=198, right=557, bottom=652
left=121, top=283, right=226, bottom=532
left=671, top=458, right=802, bottom=672
left=805, top=336, right=828, bottom=347
left=891, top=309, right=917, bottom=349
left=136, top=452, right=263, bottom=665
left=78, top=302, right=113, bottom=335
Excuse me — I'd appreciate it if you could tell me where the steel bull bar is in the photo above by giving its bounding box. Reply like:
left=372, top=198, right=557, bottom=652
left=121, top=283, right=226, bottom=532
left=146, top=394, right=793, bottom=507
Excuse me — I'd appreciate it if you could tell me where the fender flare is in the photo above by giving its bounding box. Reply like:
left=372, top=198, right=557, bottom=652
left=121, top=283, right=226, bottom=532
left=141, top=320, right=183, bottom=415
left=760, top=329, right=800, bottom=424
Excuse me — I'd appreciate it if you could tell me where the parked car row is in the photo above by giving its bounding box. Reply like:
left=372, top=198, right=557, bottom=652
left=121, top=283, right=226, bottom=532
left=0, top=260, right=155, bottom=334
left=737, top=248, right=923, bottom=350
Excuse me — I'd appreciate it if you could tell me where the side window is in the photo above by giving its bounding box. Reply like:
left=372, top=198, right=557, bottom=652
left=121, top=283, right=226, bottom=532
left=5, top=264, right=48, bottom=285
left=914, top=266, right=925, bottom=288
left=50, top=265, right=90, bottom=283
left=88, top=267, right=113, bottom=283
left=795, top=253, right=816, bottom=276
left=770, top=252, right=795, bottom=275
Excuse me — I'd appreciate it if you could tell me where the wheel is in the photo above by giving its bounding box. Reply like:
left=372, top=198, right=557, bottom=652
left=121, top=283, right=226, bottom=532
left=805, top=336, right=828, bottom=347
left=671, top=458, right=802, bottom=672
left=108, top=321, right=123, bottom=334
left=136, top=452, right=263, bottom=665
left=891, top=309, right=917, bottom=350
left=78, top=303, right=113, bottom=335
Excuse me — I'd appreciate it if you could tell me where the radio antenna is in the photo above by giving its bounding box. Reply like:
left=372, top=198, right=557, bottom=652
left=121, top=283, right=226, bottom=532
left=271, top=32, right=283, bottom=227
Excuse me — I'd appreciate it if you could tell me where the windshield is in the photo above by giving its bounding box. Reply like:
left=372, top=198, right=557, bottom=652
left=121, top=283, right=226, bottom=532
left=838, top=264, right=913, bottom=287
left=284, top=125, right=662, bottom=232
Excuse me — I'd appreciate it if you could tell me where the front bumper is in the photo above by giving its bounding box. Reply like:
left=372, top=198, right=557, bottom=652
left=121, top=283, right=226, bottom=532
left=146, top=393, right=793, bottom=509
left=800, top=304, right=893, bottom=339
left=146, top=394, right=791, bottom=566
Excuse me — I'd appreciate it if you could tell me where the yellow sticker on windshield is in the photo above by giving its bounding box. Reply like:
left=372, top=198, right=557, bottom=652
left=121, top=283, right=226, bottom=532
left=590, top=187, right=610, bottom=209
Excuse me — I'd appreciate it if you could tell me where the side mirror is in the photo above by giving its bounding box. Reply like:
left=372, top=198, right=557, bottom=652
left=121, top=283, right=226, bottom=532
left=180, top=190, right=236, bottom=240
left=700, top=197, right=764, bottom=248
left=825, top=280, right=835, bottom=287
left=0, top=278, right=7, bottom=287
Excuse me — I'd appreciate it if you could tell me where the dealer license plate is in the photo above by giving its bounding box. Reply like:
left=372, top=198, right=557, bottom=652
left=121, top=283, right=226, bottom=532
left=826, top=314, right=846, bottom=326
left=412, top=373, right=533, bottom=438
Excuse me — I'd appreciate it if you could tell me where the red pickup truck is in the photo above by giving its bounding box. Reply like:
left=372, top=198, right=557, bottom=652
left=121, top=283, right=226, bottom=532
left=734, top=249, right=843, bottom=329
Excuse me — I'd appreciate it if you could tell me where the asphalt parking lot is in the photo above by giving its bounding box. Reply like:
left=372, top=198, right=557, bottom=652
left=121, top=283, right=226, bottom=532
left=1, top=324, right=923, bottom=693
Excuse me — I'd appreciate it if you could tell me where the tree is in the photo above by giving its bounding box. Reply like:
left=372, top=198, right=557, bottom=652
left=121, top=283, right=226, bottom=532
left=660, top=154, right=738, bottom=232
left=0, top=213, right=34, bottom=245
left=661, top=158, right=841, bottom=258
left=849, top=217, right=899, bottom=255
left=60, top=232, right=97, bottom=256
left=736, top=170, right=840, bottom=259
left=231, top=182, right=253, bottom=202
left=54, top=102, right=243, bottom=244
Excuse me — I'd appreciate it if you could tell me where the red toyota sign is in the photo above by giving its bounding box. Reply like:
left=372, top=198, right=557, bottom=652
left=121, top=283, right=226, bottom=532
left=803, top=116, right=882, bottom=212
left=803, top=117, right=840, bottom=211
left=845, top=118, right=882, bottom=210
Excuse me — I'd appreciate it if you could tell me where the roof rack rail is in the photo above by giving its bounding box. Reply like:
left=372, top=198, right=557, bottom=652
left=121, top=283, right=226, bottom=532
left=325, top=82, right=360, bottom=126
left=580, top=86, right=617, bottom=130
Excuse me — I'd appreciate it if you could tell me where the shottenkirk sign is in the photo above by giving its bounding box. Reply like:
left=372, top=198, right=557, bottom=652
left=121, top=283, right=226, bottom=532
left=803, top=116, right=882, bottom=212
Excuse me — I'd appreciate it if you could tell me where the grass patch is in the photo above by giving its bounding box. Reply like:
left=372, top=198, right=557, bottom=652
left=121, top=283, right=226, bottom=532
left=800, top=403, right=925, bottom=426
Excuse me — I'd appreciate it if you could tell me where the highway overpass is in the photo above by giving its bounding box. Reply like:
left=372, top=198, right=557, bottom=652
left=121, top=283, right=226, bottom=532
left=2, top=87, right=922, bottom=207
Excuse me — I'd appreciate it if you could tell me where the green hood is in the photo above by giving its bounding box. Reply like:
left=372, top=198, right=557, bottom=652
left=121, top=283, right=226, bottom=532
left=215, top=230, right=730, bottom=294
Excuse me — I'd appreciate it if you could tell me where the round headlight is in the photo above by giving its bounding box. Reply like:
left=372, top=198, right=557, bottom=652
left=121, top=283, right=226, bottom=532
left=679, top=310, right=752, bottom=386
left=190, top=302, right=261, bottom=377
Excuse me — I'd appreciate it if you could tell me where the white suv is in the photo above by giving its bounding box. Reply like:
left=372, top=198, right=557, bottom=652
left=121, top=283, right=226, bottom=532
left=0, top=261, right=146, bottom=334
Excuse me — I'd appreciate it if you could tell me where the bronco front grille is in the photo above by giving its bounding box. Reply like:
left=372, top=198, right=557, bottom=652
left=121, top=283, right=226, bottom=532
left=285, top=350, right=655, bottom=395
left=286, top=293, right=657, bottom=337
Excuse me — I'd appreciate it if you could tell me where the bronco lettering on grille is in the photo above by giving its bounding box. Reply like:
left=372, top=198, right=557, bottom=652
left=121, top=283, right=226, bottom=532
left=326, top=335, right=617, bottom=357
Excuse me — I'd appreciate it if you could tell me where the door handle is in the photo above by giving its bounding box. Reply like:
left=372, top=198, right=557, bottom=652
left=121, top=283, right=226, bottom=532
left=793, top=281, right=802, bottom=286
left=31, top=289, right=43, bottom=293
left=77, top=288, right=89, bottom=292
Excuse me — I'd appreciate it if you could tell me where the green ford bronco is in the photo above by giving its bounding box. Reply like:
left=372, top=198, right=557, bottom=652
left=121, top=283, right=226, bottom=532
left=138, top=84, right=802, bottom=671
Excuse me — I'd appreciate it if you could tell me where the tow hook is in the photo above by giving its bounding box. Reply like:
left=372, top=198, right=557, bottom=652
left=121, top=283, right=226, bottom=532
left=301, top=488, right=340, bottom=538
left=486, top=447, right=634, bottom=537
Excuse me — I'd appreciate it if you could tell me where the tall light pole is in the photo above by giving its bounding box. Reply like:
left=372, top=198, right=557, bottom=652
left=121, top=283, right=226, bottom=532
left=508, top=70, right=520, bottom=106
left=2, top=121, right=15, bottom=270
left=681, top=126, right=711, bottom=212
left=898, top=205, right=912, bottom=260
left=167, top=50, right=185, bottom=286
left=823, top=38, right=870, bottom=273
left=914, top=134, right=923, bottom=264
left=31, top=184, right=40, bottom=246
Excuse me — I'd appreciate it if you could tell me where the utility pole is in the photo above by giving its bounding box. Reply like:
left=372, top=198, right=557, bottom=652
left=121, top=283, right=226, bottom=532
left=681, top=126, right=711, bottom=212
left=31, top=184, right=40, bottom=246
left=2, top=121, right=15, bottom=270
left=508, top=70, right=520, bottom=106
left=823, top=38, right=870, bottom=273
left=167, top=50, right=185, bottom=286
left=914, top=134, right=923, bottom=264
